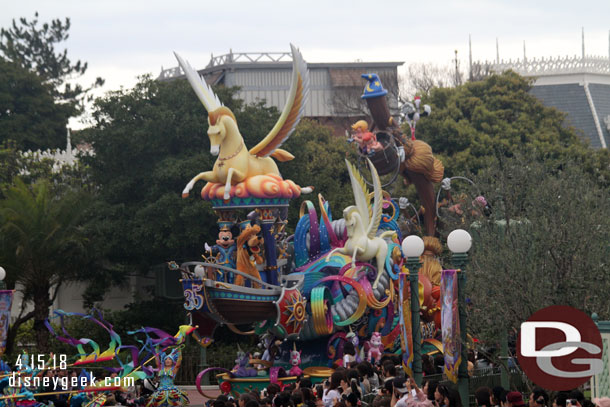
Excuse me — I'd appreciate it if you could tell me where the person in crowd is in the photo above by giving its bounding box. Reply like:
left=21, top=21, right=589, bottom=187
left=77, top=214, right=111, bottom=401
left=239, top=393, right=257, bottom=407
left=323, top=371, right=346, bottom=407
left=475, top=387, right=491, bottom=407
left=552, top=393, right=568, bottom=407
left=381, top=361, right=396, bottom=386
left=490, top=387, right=505, bottom=407
left=267, top=384, right=282, bottom=400
left=506, top=392, right=525, bottom=407
left=345, top=393, right=360, bottom=407
left=422, top=355, right=436, bottom=377
left=291, top=389, right=303, bottom=407
left=529, top=388, right=548, bottom=407
left=422, top=379, right=438, bottom=407
left=390, top=377, right=409, bottom=407
left=568, top=391, right=586, bottom=407
left=593, top=398, right=610, bottom=407
left=357, top=362, right=378, bottom=391
left=436, top=384, right=462, bottom=407
left=344, top=369, right=362, bottom=399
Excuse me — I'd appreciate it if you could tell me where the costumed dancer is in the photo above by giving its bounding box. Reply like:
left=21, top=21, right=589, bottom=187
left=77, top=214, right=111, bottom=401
left=146, top=348, right=188, bottom=407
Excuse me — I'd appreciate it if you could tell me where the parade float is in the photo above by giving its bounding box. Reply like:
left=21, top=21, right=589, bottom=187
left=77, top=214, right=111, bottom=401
left=167, top=43, right=480, bottom=397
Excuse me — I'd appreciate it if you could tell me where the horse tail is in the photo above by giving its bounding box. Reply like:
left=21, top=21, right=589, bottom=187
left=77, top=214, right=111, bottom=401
left=270, top=149, right=295, bottom=162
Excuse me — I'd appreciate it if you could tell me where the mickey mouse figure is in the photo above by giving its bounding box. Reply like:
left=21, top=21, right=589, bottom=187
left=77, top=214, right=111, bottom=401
left=208, top=222, right=237, bottom=282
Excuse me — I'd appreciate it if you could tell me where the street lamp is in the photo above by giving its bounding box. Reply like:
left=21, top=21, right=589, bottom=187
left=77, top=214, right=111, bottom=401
left=447, top=229, right=472, bottom=407
left=0, top=267, right=5, bottom=290
left=402, top=235, right=425, bottom=386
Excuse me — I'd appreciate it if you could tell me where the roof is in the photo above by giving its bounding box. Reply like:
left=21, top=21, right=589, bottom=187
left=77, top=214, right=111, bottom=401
left=530, top=82, right=610, bottom=148
left=158, top=50, right=403, bottom=81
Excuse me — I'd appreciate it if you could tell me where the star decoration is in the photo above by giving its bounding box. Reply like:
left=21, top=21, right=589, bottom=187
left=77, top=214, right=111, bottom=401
left=283, top=291, right=306, bottom=332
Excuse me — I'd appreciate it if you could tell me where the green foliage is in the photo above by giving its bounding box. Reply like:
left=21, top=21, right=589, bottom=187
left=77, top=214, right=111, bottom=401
left=416, top=71, right=610, bottom=186
left=464, top=154, right=610, bottom=344
left=0, top=179, right=93, bottom=351
left=0, top=58, right=70, bottom=149
left=0, top=12, right=103, bottom=113
left=280, top=119, right=353, bottom=228
left=84, top=76, right=287, bottom=270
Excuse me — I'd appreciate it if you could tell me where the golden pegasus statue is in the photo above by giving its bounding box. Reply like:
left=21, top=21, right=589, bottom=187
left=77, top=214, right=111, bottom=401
left=325, top=158, right=395, bottom=289
left=175, top=44, right=312, bottom=200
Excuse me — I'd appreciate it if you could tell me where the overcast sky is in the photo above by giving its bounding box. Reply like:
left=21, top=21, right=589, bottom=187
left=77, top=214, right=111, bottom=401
left=3, top=0, right=610, bottom=105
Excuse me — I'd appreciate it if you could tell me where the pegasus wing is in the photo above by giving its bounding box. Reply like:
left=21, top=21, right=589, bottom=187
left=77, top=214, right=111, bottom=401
left=366, top=158, right=383, bottom=239
left=174, top=52, right=222, bottom=112
left=249, top=44, right=309, bottom=157
left=345, top=159, right=370, bottom=230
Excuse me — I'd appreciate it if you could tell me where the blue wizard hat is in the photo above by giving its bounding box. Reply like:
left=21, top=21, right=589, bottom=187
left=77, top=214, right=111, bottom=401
left=361, top=73, right=387, bottom=99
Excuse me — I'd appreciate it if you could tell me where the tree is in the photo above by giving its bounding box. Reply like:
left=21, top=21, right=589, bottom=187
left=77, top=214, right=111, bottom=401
left=0, top=12, right=103, bottom=113
left=0, top=179, right=92, bottom=352
left=0, top=58, right=71, bottom=150
left=280, top=118, right=353, bottom=225
left=83, top=74, right=357, bottom=284
left=461, top=154, right=610, bottom=348
left=414, top=71, right=610, bottom=185
left=83, top=76, right=284, bottom=275
left=400, top=62, right=456, bottom=99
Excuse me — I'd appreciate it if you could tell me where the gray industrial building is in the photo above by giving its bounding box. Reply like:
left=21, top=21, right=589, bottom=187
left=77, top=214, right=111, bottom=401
left=159, top=51, right=404, bottom=131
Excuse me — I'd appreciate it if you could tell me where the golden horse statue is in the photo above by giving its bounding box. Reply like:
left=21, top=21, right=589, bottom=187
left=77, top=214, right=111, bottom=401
left=175, top=44, right=312, bottom=200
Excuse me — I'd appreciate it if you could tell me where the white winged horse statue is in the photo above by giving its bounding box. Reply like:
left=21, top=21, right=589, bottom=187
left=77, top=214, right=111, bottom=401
left=175, top=44, right=312, bottom=200
left=325, top=158, right=395, bottom=289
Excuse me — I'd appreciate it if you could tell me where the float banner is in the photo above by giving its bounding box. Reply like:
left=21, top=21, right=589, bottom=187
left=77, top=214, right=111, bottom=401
left=398, top=270, right=413, bottom=378
left=441, top=270, right=460, bottom=383
left=0, top=290, right=14, bottom=356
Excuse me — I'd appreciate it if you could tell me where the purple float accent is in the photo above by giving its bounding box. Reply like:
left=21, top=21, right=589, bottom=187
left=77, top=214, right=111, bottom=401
left=307, top=203, right=320, bottom=257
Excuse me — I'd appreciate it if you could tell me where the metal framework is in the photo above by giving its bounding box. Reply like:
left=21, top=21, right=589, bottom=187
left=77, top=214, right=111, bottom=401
left=206, top=51, right=292, bottom=68
left=481, top=55, right=610, bottom=76
left=159, top=51, right=293, bottom=80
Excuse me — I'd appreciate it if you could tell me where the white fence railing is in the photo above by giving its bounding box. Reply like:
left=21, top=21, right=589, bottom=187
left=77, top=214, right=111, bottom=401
left=477, top=55, right=610, bottom=76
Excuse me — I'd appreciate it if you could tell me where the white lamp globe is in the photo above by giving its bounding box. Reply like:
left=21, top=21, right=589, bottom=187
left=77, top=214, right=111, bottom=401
left=0, top=267, right=5, bottom=281
left=193, top=265, right=206, bottom=278
left=447, top=229, right=472, bottom=253
left=402, top=235, right=425, bottom=258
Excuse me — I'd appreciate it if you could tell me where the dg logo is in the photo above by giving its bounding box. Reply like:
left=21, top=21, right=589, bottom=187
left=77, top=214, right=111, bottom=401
left=517, top=305, right=603, bottom=390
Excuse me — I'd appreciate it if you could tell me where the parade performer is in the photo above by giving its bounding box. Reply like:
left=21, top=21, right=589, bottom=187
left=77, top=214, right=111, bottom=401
left=146, top=349, right=188, bottom=407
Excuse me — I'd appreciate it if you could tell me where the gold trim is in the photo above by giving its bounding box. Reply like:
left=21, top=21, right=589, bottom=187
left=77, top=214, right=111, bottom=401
left=218, top=143, right=244, bottom=162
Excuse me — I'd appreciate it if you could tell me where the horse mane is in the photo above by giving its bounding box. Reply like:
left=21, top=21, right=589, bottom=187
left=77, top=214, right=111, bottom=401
left=208, top=106, right=236, bottom=125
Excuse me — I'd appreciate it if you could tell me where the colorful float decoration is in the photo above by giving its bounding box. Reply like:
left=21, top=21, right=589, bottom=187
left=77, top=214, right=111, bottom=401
left=172, top=44, right=483, bottom=394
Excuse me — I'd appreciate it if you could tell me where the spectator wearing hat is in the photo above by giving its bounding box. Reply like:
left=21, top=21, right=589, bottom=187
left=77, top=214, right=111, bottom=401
left=390, top=377, right=410, bottom=407
left=506, top=392, right=525, bottom=407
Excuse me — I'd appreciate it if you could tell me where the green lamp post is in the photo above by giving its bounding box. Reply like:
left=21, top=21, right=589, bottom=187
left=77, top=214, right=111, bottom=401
left=402, top=235, right=425, bottom=386
left=447, top=229, right=472, bottom=407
